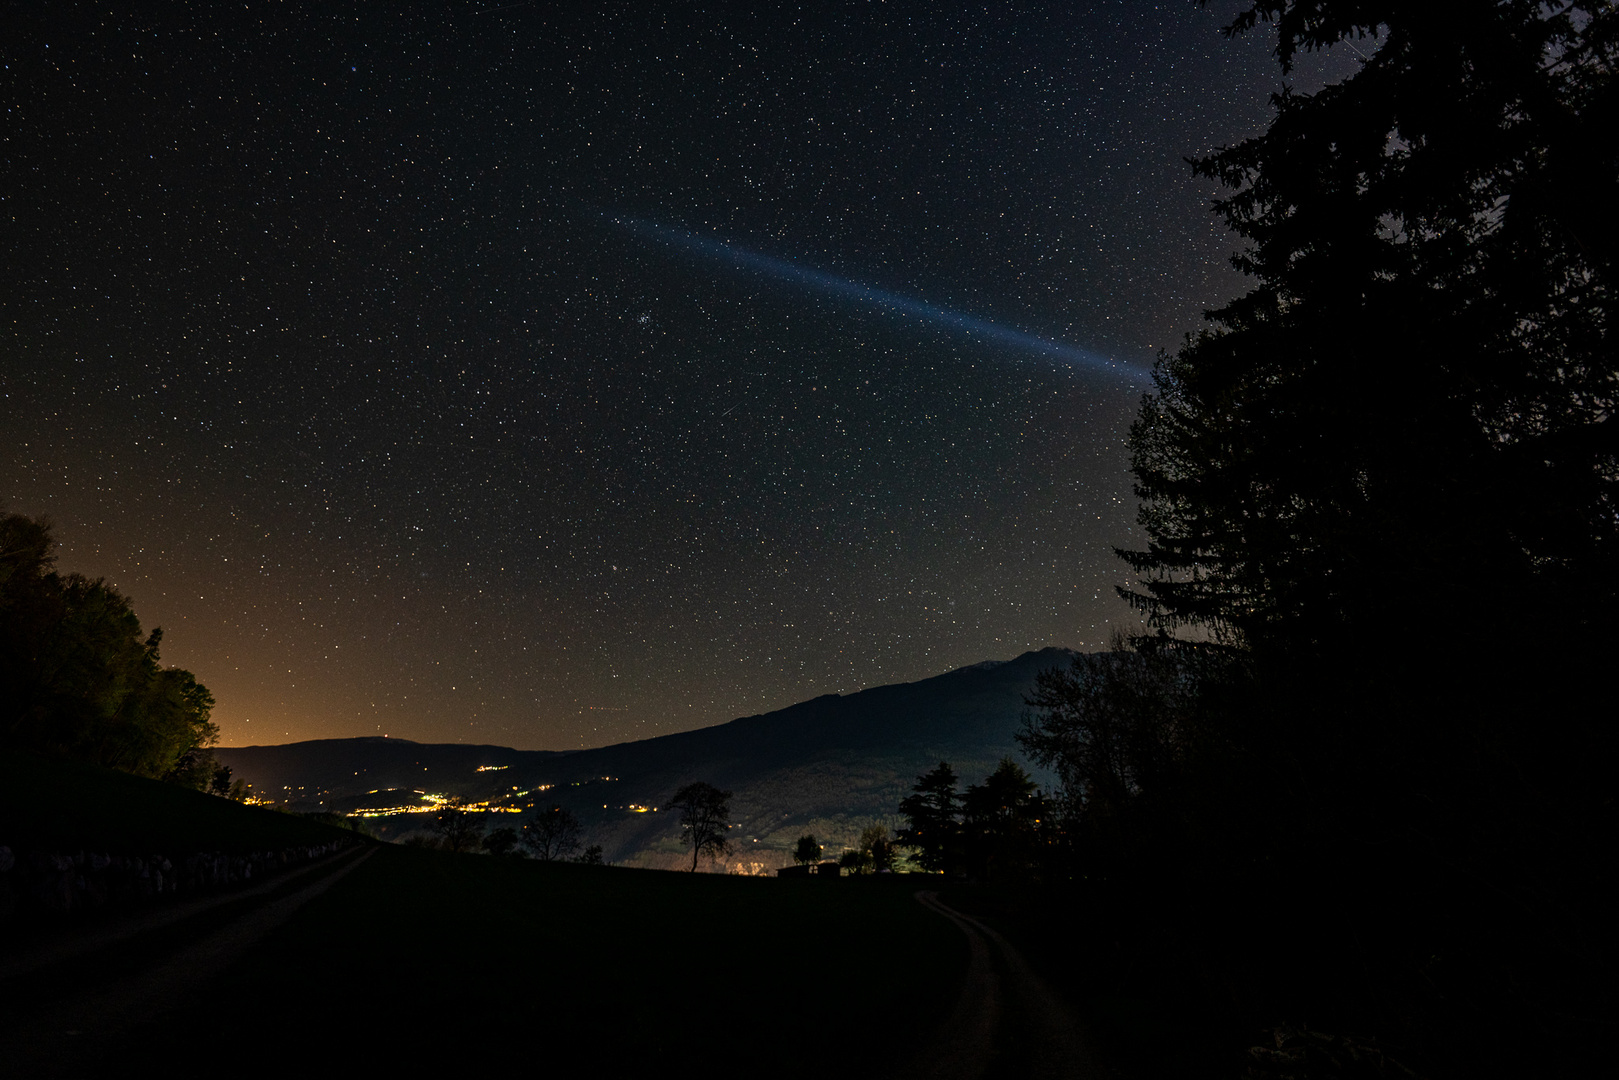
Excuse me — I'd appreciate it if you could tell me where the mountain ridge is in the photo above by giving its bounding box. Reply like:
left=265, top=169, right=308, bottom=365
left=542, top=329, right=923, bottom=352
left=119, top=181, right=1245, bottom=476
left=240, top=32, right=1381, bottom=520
left=216, top=646, right=1078, bottom=868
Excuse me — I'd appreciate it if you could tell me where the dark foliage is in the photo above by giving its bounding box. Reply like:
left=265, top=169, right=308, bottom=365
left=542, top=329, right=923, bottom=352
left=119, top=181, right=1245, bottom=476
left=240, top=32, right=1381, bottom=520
left=793, top=833, right=822, bottom=866
left=0, top=512, right=219, bottom=785
left=668, top=780, right=732, bottom=871
left=1040, top=2, right=1619, bottom=1075
left=1019, top=636, right=1195, bottom=860
left=895, top=761, right=961, bottom=872
left=895, top=759, right=1054, bottom=881
left=522, top=804, right=582, bottom=862
left=482, top=826, right=521, bottom=857
left=960, top=759, right=1050, bottom=883
left=430, top=805, right=485, bottom=854
left=844, top=822, right=896, bottom=874
left=1127, top=4, right=1617, bottom=663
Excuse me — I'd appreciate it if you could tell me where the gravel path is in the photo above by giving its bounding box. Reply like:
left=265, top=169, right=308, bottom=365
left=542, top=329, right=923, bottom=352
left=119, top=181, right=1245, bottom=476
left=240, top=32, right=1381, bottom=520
left=907, top=890, right=1108, bottom=1080
left=0, top=846, right=361, bottom=983
left=2, top=845, right=373, bottom=1077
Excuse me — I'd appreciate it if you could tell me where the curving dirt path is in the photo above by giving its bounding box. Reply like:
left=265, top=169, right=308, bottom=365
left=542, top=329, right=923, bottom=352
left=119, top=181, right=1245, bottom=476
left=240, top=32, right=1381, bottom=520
left=907, top=890, right=1108, bottom=1080
left=1, top=845, right=374, bottom=1078
left=0, top=845, right=364, bottom=983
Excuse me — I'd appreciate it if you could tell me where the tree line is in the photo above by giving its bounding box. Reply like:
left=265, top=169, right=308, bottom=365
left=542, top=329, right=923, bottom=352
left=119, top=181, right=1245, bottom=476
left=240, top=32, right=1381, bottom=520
left=421, top=801, right=606, bottom=865
left=1002, top=4, right=1614, bottom=1075
left=1, top=512, right=235, bottom=794
left=423, top=780, right=736, bottom=869
left=777, top=759, right=1054, bottom=880
left=892, top=759, right=1050, bottom=881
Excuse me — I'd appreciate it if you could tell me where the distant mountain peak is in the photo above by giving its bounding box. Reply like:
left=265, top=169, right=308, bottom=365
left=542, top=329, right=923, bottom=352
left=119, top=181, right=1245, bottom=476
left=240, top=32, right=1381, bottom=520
left=962, top=646, right=1075, bottom=671
left=216, top=644, right=1079, bottom=866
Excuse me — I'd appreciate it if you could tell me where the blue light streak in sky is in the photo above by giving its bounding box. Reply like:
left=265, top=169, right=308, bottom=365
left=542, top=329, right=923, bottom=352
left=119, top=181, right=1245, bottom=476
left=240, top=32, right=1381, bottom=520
left=610, top=215, right=1139, bottom=380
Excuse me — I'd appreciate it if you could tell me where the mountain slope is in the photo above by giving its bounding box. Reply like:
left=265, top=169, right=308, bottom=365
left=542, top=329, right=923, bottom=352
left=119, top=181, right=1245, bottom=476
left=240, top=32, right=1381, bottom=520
left=216, top=647, right=1076, bottom=867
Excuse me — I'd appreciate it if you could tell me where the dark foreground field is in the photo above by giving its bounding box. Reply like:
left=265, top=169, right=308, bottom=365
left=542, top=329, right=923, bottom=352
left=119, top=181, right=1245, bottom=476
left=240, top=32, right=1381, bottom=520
left=2, top=755, right=973, bottom=1076
left=30, top=847, right=966, bottom=1076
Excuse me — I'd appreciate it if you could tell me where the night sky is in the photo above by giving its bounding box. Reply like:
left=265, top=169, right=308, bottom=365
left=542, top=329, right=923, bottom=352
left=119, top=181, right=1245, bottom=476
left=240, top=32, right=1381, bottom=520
left=3, top=2, right=1351, bottom=749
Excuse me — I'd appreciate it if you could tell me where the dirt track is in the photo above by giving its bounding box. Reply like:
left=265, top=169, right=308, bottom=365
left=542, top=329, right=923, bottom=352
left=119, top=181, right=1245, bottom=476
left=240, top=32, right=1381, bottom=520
left=1, top=846, right=373, bottom=1078
left=907, top=890, right=1107, bottom=1080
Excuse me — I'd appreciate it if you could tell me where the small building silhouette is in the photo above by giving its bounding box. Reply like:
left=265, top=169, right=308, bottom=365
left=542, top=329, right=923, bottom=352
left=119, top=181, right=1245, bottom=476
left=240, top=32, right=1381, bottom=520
left=777, top=861, right=842, bottom=878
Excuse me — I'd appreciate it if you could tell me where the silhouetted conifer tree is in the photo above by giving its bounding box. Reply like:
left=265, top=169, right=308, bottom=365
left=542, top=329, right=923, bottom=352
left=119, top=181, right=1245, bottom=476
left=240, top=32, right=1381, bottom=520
left=896, top=762, right=960, bottom=873
left=1105, top=4, right=1615, bottom=1073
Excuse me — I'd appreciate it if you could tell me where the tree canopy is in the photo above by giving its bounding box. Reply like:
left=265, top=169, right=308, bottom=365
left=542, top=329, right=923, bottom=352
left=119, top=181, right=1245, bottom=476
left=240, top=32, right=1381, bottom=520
left=1126, top=1, right=1615, bottom=671
left=895, top=761, right=959, bottom=873
left=1114, top=0, right=1617, bottom=862
left=1084, top=3, right=1616, bottom=1072
left=522, top=804, right=583, bottom=862
left=1019, top=635, right=1192, bottom=853
left=960, top=759, right=1049, bottom=882
left=431, top=804, right=485, bottom=854
left=482, top=826, right=522, bottom=857
left=667, top=781, right=732, bottom=872
left=1, top=512, right=219, bottom=785
left=793, top=833, right=822, bottom=867
left=853, top=823, right=896, bottom=874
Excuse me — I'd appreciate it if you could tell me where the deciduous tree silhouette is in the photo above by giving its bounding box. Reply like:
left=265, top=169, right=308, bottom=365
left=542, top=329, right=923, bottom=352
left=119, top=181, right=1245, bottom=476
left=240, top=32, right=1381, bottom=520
left=1019, top=635, right=1191, bottom=839
left=793, top=833, right=822, bottom=867
left=522, top=805, right=582, bottom=862
left=482, top=826, right=521, bottom=857
left=1, top=512, right=218, bottom=783
left=857, top=823, right=896, bottom=873
left=668, top=781, right=731, bottom=872
left=431, top=804, right=484, bottom=854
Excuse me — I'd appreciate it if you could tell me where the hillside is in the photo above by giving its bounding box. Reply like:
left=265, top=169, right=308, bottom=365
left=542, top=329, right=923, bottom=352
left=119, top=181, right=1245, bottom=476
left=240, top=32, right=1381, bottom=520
left=217, top=647, right=1076, bottom=867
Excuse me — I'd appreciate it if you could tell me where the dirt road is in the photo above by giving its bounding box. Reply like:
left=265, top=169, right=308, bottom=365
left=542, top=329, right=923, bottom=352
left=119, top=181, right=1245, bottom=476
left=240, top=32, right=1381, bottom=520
left=1, top=845, right=373, bottom=1078
left=907, top=890, right=1107, bottom=1080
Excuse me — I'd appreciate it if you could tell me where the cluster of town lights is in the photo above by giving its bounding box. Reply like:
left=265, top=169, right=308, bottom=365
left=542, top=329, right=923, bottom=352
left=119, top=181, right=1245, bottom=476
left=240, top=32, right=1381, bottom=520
left=342, top=783, right=553, bottom=819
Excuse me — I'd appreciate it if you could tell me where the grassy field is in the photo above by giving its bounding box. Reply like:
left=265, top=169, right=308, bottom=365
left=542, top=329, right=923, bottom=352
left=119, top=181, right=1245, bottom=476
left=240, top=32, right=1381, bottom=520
left=5, top=752, right=969, bottom=1073
left=124, top=848, right=966, bottom=1075
left=0, top=749, right=351, bottom=854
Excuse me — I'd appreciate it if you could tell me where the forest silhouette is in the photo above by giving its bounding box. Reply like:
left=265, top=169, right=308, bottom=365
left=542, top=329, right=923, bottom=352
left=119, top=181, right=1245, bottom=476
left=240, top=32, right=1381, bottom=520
left=0, top=513, right=222, bottom=790
left=1007, top=3, right=1615, bottom=1076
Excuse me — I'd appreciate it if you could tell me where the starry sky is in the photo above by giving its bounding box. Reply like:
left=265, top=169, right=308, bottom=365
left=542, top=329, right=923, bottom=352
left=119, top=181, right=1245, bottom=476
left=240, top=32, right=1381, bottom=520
left=2, top=1, right=1351, bottom=749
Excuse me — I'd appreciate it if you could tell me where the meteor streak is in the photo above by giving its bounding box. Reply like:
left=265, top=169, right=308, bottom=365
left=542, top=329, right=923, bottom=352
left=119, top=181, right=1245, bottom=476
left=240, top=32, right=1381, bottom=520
left=609, top=215, right=1135, bottom=378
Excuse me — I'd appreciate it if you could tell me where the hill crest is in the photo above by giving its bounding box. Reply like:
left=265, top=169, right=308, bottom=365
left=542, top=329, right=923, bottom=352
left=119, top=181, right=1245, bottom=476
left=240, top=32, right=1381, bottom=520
left=217, top=646, right=1078, bottom=867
